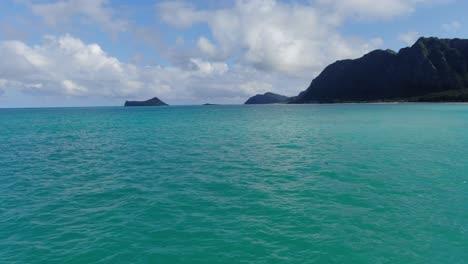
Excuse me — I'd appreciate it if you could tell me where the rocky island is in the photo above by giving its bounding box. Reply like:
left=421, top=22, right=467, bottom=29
left=290, top=37, right=468, bottom=103
left=124, top=97, right=168, bottom=107
left=244, top=92, right=290, bottom=104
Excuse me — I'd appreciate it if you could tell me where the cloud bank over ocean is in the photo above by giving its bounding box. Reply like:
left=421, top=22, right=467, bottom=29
left=0, top=0, right=463, bottom=106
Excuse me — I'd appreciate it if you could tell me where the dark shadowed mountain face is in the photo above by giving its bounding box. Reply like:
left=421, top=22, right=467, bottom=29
left=244, top=92, right=289, bottom=104
left=291, top=37, right=468, bottom=103
left=124, top=97, right=168, bottom=106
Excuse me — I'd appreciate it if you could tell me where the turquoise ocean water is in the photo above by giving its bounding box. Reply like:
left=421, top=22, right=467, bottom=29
left=1, top=104, right=467, bottom=263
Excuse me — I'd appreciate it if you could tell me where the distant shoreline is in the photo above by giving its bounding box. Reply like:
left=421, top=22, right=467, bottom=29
left=3, top=101, right=468, bottom=109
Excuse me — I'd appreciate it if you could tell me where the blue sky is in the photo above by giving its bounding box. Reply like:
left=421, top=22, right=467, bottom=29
left=0, top=0, right=466, bottom=107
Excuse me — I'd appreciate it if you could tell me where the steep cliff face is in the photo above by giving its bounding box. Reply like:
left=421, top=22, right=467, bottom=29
left=292, top=37, right=468, bottom=103
left=244, top=92, right=290, bottom=104
left=124, top=97, right=168, bottom=106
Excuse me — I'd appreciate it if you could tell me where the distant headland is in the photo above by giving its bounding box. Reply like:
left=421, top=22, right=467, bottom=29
left=124, top=97, right=168, bottom=107
left=244, top=92, right=290, bottom=104
left=290, top=37, right=468, bottom=103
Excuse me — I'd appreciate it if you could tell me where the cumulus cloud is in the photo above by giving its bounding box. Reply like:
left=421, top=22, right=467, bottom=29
left=0, top=35, right=301, bottom=104
left=399, top=31, right=420, bottom=45
left=1, top=0, right=447, bottom=105
left=157, top=0, right=430, bottom=77
left=0, top=35, right=137, bottom=97
left=197, top=36, right=218, bottom=58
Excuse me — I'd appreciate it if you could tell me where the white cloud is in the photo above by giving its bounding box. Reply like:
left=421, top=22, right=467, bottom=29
left=399, top=31, right=420, bottom=45
left=28, top=0, right=128, bottom=33
left=197, top=36, right=218, bottom=58
left=1, top=0, right=448, bottom=106
left=0, top=35, right=302, bottom=104
left=188, top=58, right=227, bottom=75
left=158, top=0, right=390, bottom=77
left=239, top=81, right=273, bottom=95
left=62, top=79, right=87, bottom=95
left=157, top=1, right=208, bottom=28
left=157, top=0, right=440, bottom=77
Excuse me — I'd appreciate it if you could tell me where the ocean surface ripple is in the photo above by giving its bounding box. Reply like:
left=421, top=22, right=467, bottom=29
left=1, top=104, right=467, bottom=263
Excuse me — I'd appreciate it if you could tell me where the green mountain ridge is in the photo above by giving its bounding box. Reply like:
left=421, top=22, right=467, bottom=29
left=290, top=37, right=468, bottom=103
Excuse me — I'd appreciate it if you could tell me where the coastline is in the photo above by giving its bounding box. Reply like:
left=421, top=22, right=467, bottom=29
left=4, top=101, right=468, bottom=109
